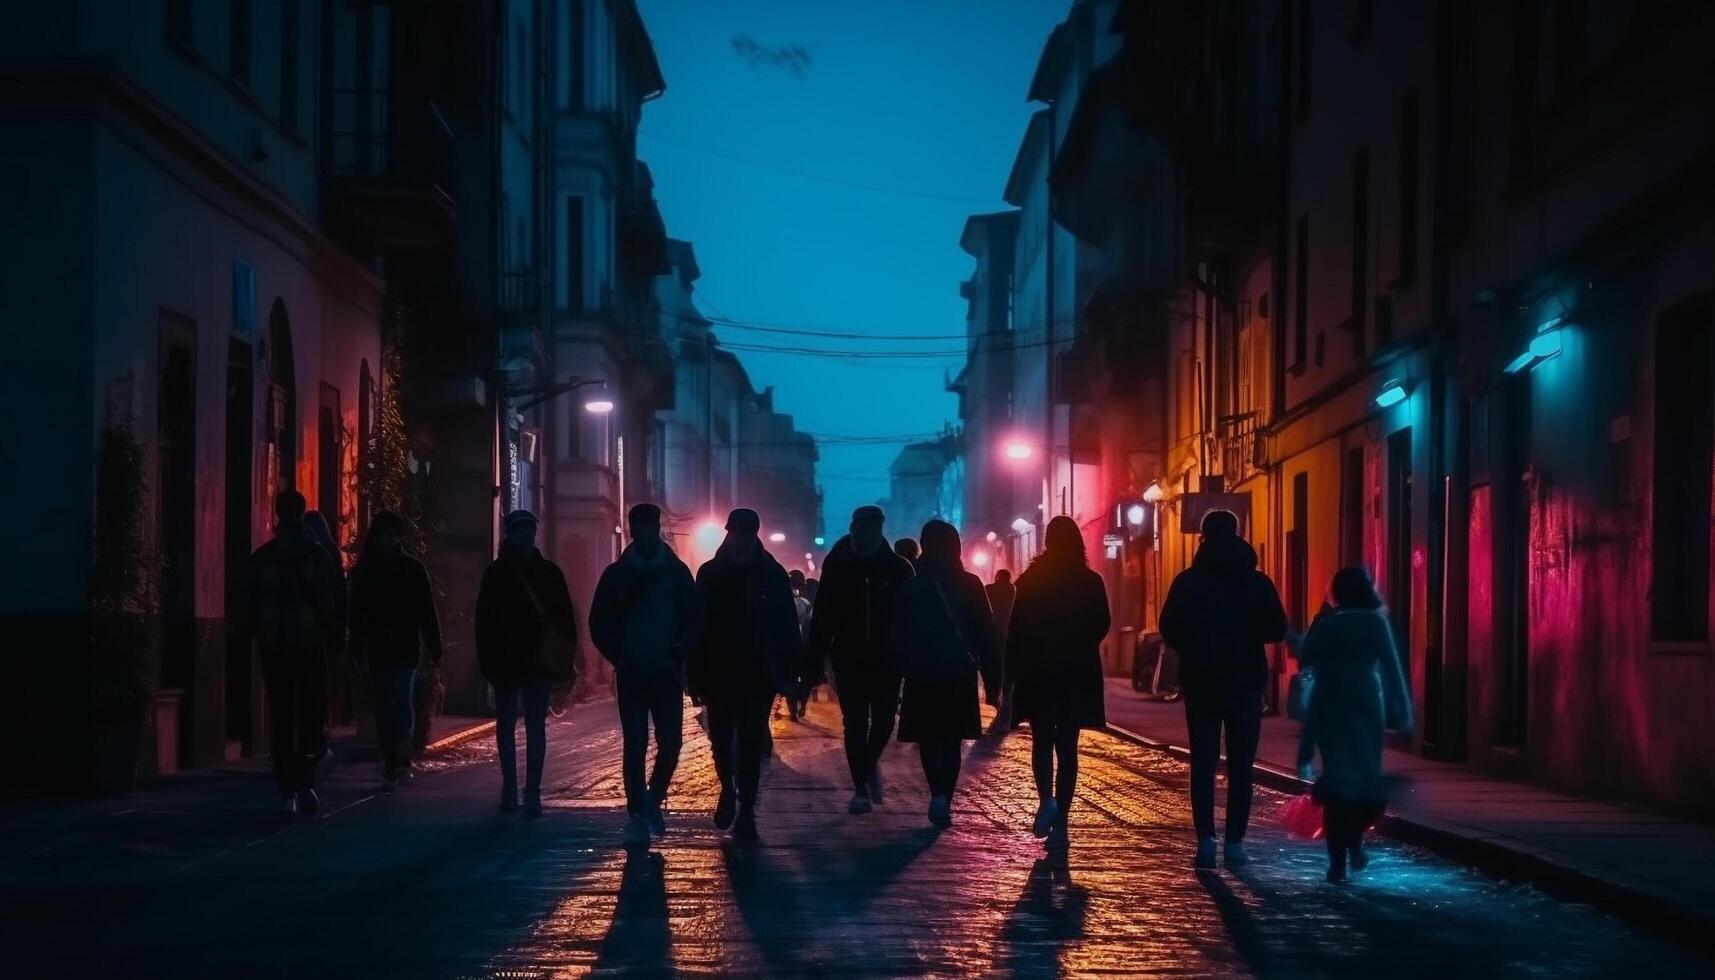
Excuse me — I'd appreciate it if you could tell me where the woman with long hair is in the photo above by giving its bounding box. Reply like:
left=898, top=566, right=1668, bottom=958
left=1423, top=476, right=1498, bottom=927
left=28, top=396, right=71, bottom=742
left=1005, top=515, right=1111, bottom=850
left=348, top=511, right=442, bottom=789
left=892, top=520, right=998, bottom=828
left=1298, top=565, right=1412, bottom=882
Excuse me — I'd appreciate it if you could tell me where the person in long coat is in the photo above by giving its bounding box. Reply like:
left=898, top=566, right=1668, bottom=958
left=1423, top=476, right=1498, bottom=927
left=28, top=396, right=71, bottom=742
left=892, top=520, right=997, bottom=828
left=1298, top=565, right=1413, bottom=883
left=348, top=510, right=442, bottom=791
left=1005, top=515, right=1110, bottom=849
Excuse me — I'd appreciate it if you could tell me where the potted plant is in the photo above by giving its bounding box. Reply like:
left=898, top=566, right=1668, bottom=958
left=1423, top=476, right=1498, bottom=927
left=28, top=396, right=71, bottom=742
left=88, top=420, right=156, bottom=795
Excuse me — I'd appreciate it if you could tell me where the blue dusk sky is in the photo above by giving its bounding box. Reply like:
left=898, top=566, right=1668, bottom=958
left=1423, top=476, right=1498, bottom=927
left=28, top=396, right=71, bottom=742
left=634, top=0, right=1066, bottom=536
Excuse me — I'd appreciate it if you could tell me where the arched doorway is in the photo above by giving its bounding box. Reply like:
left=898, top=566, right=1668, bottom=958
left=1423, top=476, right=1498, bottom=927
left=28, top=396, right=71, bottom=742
left=265, top=299, right=297, bottom=506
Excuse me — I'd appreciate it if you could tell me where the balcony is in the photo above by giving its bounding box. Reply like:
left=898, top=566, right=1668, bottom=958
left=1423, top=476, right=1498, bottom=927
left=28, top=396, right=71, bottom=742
left=322, top=90, right=455, bottom=255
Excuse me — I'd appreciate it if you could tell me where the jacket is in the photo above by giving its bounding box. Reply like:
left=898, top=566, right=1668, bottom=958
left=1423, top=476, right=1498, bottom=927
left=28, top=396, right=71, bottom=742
left=1158, top=534, right=1288, bottom=694
left=1300, top=607, right=1413, bottom=803
left=589, top=542, right=700, bottom=674
left=892, top=563, right=997, bottom=742
left=1005, top=557, right=1110, bottom=729
left=690, top=545, right=803, bottom=700
left=348, top=552, right=442, bottom=670
left=475, top=546, right=580, bottom=686
left=805, top=535, right=915, bottom=682
left=245, top=533, right=343, bottom=654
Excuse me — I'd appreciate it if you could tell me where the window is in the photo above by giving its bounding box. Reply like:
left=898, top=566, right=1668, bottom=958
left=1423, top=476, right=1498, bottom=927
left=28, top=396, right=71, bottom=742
left=1293, top=214, right=1309, bottom=372
left=1652, top=300, right=1714, bottom=643
left=564, top=196, right=584, bottom=312
left=280, top=0, right=299, bottom=128
left=1295, top=0, right=1314, bottom=116
left=1397, top=94, right=1419, bottom=283
left=1351, top=147, right=1369, bottom=354
left=168, top=0, right=194, bottom=47
left=229, top=0, right=252, bottom=90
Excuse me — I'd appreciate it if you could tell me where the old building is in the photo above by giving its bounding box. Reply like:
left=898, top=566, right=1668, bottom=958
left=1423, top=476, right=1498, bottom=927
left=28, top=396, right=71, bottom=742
left=950, top=211, right=1021, bottom=565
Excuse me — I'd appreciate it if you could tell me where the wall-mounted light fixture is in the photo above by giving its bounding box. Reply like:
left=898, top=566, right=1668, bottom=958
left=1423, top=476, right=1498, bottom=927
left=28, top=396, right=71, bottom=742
left=1142, top=481, right=1164, bottom=503
left=1374, top=378, right=1409, bottom=409
left=1011, top=517, right=1034, bottom=534
left=1505, top=315, right=1567, bottom=375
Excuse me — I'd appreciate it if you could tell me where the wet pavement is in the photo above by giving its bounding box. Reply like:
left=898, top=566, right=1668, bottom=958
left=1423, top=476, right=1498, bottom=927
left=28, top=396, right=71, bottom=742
left=1, top=699, right=1708, bottom=979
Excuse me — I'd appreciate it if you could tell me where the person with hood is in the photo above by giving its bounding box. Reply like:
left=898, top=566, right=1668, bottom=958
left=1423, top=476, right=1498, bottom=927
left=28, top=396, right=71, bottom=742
left=1298, top=566, right=1413, bottom=883
left=475, top=509, right=579, bottom=818
left=690, top=508, right=804, bottom=841
left=348, top=511, right=442, bottom=790
left=589, top=503, right=701, bottom=847
left=806, top=505, right=916, bottom=814
left=984, top=568, right=1018, bottom=734
left=245, top=491, right=343, bottom=815
left=1005, top=516, right=1110, bottom=850
left=892, top=520, right=997, bottom=829
left=1159, top=509, right=1288, bottom=869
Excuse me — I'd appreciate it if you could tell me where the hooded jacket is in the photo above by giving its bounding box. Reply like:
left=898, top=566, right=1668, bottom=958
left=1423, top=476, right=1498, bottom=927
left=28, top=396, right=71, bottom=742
left=690, top=544, right=803, bottom=699
left=1005, top=554, right=1110, bottom=729
left=805, top=534, right=915, bottom=682
left=475, top=544, right=579, bottom=686
left=589, top=542, right=701, bottom=674
left=1158, top=534, right=1288, bottom=694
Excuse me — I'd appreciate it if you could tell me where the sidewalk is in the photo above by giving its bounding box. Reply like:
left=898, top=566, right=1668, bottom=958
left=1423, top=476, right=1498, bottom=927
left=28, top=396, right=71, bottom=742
left=1103, top=678, right=1715, bottom=943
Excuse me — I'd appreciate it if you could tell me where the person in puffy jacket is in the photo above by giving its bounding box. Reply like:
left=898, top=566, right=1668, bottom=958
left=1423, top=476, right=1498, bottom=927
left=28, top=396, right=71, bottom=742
left=475, top=509, right=578, bottom=818
left=589, top=503, right=701, bottom=847
left=1159, top=509, right=1287, bottom=870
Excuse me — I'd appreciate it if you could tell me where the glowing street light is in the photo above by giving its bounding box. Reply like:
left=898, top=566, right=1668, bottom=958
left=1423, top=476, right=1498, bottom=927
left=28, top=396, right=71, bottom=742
left=1011, top=517, right=1033, bottom=534
left=813, top=536, right=826, bottom=546
left=583, top=396, right=615, bottom=414
left=693, top=520, right=724, bottom=557
left=1004, top=441, right=1035, bottom=461
left=1126, top=503, right=1148, bottom=527
left=972, top=550, right=991, bottom=567
left=768, top=531, right=786, bottom=543
left=1142, top=481, right=1164, bottom=503
left=985, top=530, right=998, bottom=543
left=1373, top=378, right=1408, bottom=409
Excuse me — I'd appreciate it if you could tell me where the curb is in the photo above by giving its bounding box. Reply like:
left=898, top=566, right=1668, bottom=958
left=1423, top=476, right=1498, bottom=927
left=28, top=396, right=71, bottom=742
left=1102, top=722, right=1715, bottom=953
left=422, top=720, right=496, bottom=754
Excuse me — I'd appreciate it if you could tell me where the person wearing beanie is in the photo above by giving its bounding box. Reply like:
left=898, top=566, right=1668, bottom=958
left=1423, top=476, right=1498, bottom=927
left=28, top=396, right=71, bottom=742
left=805, top=505, right=916, bottom=814
left=1159, top=508, right=1288, bottom=870
left=590, top=503, right=701, bottom=847
left=689, top=508, right=805, bottom=840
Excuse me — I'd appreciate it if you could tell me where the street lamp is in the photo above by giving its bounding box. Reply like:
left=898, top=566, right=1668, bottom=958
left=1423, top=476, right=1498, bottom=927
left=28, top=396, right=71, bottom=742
left=972, top=550, right=991, bottom=568
left=508, top=376, right=610, bottom=413
left=1011, top=517, right=1033, bottom=534
left=1142, top=481, right=1164, bottom=503
left=583, top=396, right=615, bottom=414
left=985, top=530, right=998, bottom=543
left=1004, top=441, right=1035, bottom=461
left=1126, top=503, right=1148, bottom=527
left=769, top=531, right=786, bottom=543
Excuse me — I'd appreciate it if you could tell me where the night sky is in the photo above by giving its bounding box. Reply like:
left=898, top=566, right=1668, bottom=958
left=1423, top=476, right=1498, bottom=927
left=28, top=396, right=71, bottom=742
left=635, top=0, right=1065, bottom=534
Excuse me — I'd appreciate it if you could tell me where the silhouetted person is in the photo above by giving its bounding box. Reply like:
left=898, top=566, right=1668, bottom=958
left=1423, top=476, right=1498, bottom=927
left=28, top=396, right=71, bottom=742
left=985, top=568, right=1018, bottom=734
left=348, top=511, right=441, bottom=790
left=476, top=509, right=579, bottom=818
left=1006, top=516, right=1110, bottom=850
left=785, top=569, right=812, bottom=720
left=1298, top=566, right=1413, bottom=883
left=893, top=520, right=997, bottom=828
left=894, top=536, right=921, bottom=570
left=245, top=490, right=342, bottom=815
left=303, top=510, right=352, bottom=728
left=806, top=505, right=915, bottom=814
left=690, top=508, right=804, bottom=841
left=1159, top=509, right=1287, bottom=869
left=590, top=503, right=700, bottom=847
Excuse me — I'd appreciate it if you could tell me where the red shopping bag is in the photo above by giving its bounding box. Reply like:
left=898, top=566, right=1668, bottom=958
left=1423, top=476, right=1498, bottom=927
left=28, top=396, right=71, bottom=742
left=1280, top=793, right=1325, bottom=840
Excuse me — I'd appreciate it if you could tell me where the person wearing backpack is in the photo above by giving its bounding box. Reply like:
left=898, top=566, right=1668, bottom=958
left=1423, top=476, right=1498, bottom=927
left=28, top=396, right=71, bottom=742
left=476, top=509, right=579, bottom=818
left=589, top=504, right=701, bottom=847
left=891, top=520, right=997, bottom=828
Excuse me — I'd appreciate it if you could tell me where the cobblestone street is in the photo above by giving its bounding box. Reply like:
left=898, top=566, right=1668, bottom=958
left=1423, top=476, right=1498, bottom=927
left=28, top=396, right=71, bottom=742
left=1, top=700, right=1707, bottom=978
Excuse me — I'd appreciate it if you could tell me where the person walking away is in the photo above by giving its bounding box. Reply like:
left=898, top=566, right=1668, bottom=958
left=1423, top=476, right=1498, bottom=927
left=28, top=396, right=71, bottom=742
left=1005, top=516, right=1110, bottom=851
left=689, top=509, right=804, bottom=841
left=785, top=569, right=814, bottom=721
left=984, top=568, right=1018, bottom=735
left=1298, top=566, right=1413, bottom=883
left=893, top=520, right=997, bottom=829
left=894, top=537, right=921, bottom=570
left=245, top=491, right=342, bottom=815
left=1159, top=509, right=1287, bottom=870
left=303, top=510, right=351, bottom=726
left=590, top=504, right=700, bottom=847
left=476, top=510, right=579, bottom=818
left=348, top=511, right=442, bottom=790
left=806, top=505, right=915, bottom=814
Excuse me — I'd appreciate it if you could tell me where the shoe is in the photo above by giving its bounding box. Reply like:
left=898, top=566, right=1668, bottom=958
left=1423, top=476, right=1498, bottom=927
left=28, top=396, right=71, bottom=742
left=1194, top=836, right=1218, bottom=869
left=714, top=787, right=737, bottom=830
left=1350, top=841, right=1370, bottom=872
left=928, top=795, right=952, bottom=829
left=281, top=793, right=300, bottom=815
left=500, top=788, right=520, bottom=814
left=622, top=814, right=649, bottom=847
left=1326, top=865, right=1348, bottom=885
left=733, top=805, right=759, bottom=841
left=1032, top=798, right=1060, bottom=839
left=298, top=788, right=320, bottom=815
left=1224, top=840, right=1250, bottom=869
left=1046, top=823, right=1070, bottom=852
left=848, top=791, right=873, bottom=815
left=522, top=790, right=543, bottom=820
left=867, top=770, right=885, bottom=805
left=646, top=800, right=667, bottom=839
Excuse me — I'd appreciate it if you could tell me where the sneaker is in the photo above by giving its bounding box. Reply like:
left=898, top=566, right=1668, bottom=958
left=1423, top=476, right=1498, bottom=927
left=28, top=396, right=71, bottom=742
left=1194, top=836, right=1218, bottom=869
left=281, top=793, right=300, bottom=816
left=1046, top=822, right=1070, bottom=852
left=848, top=791, right=873, bottom=815
left=646, top=800, right=667, bottom=839
left=867, top=770, right=885, bottom=805
left=298, top=788, right=320, bottom=815
left=928, top=795, right=952, bottom=829
left=500, top=788, right=520, bottom=814
left=522, top=790, right=543, bottom=820
left=1224, top=840, right=1250, bottom=869
left=733, top=805, right=759, bottom=841
left=1349, top=841, right=1370, bottom=872
left=1032, top=799, right=1060, bottom=838
left=622, top=814, right=649, bottom=847
left=714, top=787, right=737, bottom=830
